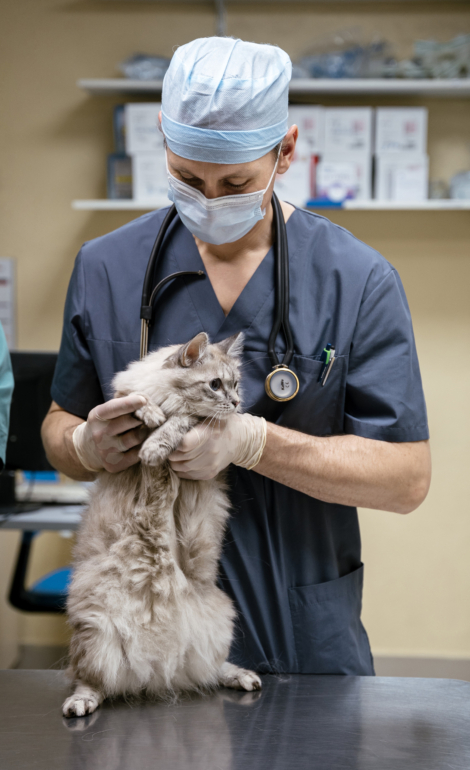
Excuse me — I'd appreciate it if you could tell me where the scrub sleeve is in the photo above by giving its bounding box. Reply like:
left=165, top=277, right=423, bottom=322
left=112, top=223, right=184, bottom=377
left=51, top=208, right=429, bottom=675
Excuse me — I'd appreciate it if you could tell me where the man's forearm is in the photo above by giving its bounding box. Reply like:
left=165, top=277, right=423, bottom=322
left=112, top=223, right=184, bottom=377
left=41, top=406, right=96, bottom=482
left=255, top=423, right=431, bottom=514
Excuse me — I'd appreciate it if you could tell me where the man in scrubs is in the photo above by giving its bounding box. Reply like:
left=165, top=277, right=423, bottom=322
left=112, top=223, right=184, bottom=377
left=42, top=37, right=431, bottom=676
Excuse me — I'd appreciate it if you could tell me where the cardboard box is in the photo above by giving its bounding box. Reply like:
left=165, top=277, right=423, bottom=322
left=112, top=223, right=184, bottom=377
left=132, top=152, right=169, bottom=203
left=375, top=154, right=429, bottom=201
left=375, top=108, right=428, bottom=155
left=125, top=103, right=162, bottom=155
left=324, top=108, right=373, bottom=156
left=317, top=153, right=372, bottom=201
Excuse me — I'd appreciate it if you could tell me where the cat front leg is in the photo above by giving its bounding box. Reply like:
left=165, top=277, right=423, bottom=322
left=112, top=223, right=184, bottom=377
left=132, top=393, right=166, bottom=429
left=139, top=415, right=197, bottom=466
left=62, top=680, right=104, bottom=718
left=218, top=661, right=262, bottom=692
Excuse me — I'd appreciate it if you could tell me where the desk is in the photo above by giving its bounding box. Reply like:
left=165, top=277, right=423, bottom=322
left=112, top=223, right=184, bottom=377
left=0, top=671, right=469, bottom=769
left=0, top=505, right=83, bottom=532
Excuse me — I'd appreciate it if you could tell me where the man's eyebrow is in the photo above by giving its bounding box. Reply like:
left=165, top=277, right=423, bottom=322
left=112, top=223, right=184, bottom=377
left=172, top=166, right=253, bottom=182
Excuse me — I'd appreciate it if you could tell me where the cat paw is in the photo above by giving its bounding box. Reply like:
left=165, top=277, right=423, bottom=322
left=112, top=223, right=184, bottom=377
left=139, top=440, right=169, bottom=466
left=134, top=403, right=166, bottom=430
left=62, top=693, right=101, bottom=718
left=220, top=665, right=262, bottom=692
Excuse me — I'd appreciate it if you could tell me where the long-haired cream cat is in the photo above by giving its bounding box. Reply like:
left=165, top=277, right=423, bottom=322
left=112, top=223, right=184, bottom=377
left=63, top=331, right=261, bottom=718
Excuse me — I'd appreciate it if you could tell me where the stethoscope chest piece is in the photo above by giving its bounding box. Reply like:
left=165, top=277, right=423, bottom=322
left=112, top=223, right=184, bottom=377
left=265, top=366, right=299, bottom=402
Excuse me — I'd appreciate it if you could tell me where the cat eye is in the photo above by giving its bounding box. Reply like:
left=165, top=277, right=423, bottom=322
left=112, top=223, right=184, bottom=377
left=210, top=378, right=222, bottom=391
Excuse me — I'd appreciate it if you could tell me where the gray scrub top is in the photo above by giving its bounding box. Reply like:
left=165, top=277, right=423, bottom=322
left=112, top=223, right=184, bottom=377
left=52, top=207, right=429, bottom=676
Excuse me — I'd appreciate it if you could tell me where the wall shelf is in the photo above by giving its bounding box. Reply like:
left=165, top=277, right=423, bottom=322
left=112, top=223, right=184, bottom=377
left=72, top=199, right=470, bottom=212
left=343, top=200, right=470, bottom=210
left=72, top=199, right=168, bottom=211
left=77, top=78, right=470, bottom=98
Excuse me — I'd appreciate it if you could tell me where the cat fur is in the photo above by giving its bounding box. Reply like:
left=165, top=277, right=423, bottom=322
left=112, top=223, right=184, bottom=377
left=62, top=332, right=261, bottom=718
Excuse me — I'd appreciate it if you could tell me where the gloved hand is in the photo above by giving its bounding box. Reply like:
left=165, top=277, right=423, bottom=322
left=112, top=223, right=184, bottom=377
left=169, top=413, right=267, bottom=480
left=73, top=394, right=149, bottom=473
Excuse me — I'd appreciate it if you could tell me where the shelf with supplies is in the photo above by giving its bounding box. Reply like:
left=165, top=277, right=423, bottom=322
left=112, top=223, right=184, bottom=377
left=78, top=78, right=470, bottom=98
left=75, top=88, right=470, bottom=211
left=72, top=199, right=470, bottom=212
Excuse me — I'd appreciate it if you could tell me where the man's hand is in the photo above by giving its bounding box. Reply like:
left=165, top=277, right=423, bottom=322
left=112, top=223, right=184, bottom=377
left=73, top=395, right=151, bottom=473
left=169, top=413, right=266, bottom=480
left=41, top=397, right=150, bottom=480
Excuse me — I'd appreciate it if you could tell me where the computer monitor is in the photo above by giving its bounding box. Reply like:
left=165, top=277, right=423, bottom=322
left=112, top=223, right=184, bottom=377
left=0, top=351, right=57, bottom=513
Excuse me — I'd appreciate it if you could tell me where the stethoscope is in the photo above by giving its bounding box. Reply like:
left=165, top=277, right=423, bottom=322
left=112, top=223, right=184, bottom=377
left=140, top=191, right=299, bottom=402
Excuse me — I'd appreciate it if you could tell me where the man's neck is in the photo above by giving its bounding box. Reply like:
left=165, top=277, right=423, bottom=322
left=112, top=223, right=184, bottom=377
left=193, top=199, right=296, bottom=316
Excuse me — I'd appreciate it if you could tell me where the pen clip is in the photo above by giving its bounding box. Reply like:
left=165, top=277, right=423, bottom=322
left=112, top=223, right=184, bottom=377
left=320, top=344, right=336, bottom=386
left=321, top=352, right=336, bottom=387
left=318, top=343, right=333, bottom=383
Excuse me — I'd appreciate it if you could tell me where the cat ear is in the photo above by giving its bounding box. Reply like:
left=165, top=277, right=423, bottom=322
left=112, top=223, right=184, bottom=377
left=178, top=332, right=209, bottom=367
left=217, top=332, right=244, bottom=359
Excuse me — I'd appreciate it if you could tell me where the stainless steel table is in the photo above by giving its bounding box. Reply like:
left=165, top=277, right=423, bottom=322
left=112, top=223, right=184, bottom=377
left=0, top=671, right=469, bottom=769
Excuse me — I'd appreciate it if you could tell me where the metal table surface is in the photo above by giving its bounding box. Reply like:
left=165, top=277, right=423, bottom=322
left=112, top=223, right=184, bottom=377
left=0, top=671, right=469, bottom=770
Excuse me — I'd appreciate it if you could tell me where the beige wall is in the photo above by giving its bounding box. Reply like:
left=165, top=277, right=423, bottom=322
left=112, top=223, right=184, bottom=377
left=0, top=0, right=469, bottom=658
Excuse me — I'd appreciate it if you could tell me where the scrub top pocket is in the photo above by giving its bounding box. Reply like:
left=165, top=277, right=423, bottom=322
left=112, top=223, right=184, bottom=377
left=278, top=354, right=346, bottom=436
left=240, top=351, right=346, bottom=436
left=288, top=564, right=374, bottom=675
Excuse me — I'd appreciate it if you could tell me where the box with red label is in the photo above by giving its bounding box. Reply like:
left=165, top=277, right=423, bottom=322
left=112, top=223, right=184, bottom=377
left=375, top=108, right=427, bottom=155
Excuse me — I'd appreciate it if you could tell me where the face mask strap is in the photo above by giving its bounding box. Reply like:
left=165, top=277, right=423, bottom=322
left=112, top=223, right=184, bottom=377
left=266, top=141, right=283, bottom=191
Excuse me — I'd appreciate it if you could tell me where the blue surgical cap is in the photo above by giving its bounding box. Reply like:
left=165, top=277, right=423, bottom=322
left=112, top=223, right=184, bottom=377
left=161, top=37, right=292, bottom=164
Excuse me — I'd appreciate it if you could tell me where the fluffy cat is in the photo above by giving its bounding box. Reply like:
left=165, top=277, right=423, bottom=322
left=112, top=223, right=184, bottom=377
left=63, top=331, right=261, bottom=718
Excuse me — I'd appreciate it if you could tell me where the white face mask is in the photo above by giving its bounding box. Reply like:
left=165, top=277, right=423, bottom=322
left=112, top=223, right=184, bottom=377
left=166, top=147, right=281, bottom=246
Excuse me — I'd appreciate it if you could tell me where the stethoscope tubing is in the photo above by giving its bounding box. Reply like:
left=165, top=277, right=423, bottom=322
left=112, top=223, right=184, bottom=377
left=140, top=192, right=295, bottom=373
left=268, top=193, right=294, bottom=369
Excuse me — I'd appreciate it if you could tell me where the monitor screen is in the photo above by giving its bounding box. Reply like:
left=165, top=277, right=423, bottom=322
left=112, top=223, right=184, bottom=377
left=7, top=352, right=57, bottom=472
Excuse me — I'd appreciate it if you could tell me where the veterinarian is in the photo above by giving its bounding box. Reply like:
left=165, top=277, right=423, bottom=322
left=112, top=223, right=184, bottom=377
left=42, top=37, right=431, bottom=676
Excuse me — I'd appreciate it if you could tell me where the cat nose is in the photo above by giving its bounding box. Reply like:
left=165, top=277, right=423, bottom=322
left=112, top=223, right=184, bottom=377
left=231, top=397, right=240, bottom=408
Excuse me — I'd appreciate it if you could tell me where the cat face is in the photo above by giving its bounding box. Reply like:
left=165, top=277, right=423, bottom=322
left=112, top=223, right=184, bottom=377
left=164, top=332, right=243, bottom=419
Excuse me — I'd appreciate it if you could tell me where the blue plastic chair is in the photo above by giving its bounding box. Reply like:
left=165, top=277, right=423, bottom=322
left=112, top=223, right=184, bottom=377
left=9, top=532, right=72, bottom=613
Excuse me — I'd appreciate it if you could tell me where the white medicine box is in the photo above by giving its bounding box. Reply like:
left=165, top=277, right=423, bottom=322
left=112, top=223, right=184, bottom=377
left=317, top=153, right=372, bottom=202
left=275, top=106, right=325, bottom=207
left=375, top=108, right=428, bottom=155
left=274, top=150, right=318, bottom=207
left=374, top=154, right=429, bottom=201
left=132, top=153, right=168, bottom=203
left=288, top=106, right=325, bottom=155
left=125, top=103, right=162, bottom=155
left=324, top=108, right=373, bottom=156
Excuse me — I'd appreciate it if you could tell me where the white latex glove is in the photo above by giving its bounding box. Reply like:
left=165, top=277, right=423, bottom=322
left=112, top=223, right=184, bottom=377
left=73, top=394, right=150, bottom=473
left=169, top=413, right=267, bottom=481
